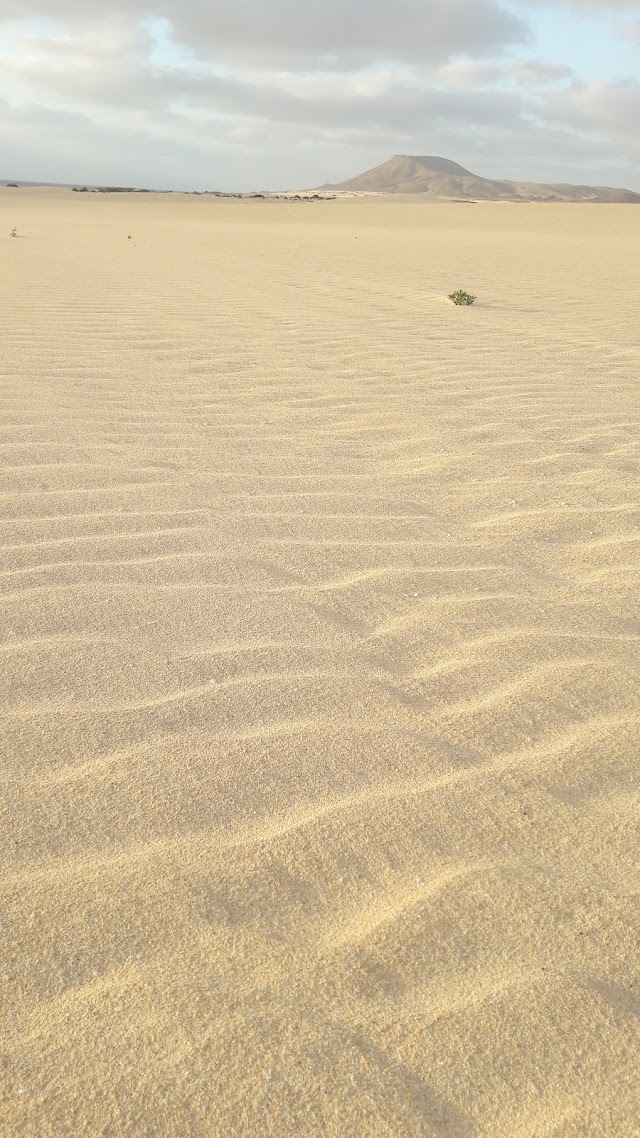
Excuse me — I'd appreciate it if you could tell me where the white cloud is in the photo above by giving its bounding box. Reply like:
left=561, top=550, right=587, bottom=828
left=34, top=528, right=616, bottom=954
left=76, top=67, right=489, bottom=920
left=511, top=60, right=574, bottom=85
left=620, top=17, right=640, bottom=41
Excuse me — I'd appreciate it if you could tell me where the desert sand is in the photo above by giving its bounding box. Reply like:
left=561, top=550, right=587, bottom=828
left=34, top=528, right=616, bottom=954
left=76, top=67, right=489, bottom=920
left=1, top=187, right=639, bottom=1138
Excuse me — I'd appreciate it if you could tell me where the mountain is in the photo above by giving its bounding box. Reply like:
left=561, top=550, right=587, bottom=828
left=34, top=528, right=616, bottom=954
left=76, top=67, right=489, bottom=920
left=320, top=155, right=640, bottom=203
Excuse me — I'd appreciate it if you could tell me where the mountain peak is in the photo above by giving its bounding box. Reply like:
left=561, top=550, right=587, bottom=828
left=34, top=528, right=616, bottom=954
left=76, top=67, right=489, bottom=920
left=320, top=154, right=640, bottom=203
left=392, top=155, right=474, bottom=176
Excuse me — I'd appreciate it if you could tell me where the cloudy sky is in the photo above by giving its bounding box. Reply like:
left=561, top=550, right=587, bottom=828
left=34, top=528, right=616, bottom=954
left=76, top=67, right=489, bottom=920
left=1, top=0, right=639, bottom=191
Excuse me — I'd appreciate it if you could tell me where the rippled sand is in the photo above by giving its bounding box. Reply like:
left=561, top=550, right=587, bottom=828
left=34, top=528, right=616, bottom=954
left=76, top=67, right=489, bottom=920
left=1, top=188, right=639, bottom=1137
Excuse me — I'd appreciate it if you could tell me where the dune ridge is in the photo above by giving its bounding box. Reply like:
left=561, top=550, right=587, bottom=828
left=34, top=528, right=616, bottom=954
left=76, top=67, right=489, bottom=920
left=1, top=188, right=639, bottom=1137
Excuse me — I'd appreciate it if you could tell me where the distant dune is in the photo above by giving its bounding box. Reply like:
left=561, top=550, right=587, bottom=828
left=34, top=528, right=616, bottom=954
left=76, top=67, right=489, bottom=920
left=321, top=153, right=640, bottom=202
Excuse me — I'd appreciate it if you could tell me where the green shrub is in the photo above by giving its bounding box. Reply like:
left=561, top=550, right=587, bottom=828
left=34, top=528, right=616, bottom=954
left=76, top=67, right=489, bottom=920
left=10, top=227, right=17, bottom=238
left=448, top=289, right=476, bottom=305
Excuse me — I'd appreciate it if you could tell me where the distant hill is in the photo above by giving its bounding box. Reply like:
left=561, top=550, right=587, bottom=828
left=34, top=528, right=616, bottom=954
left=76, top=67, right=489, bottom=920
left=320, top=155, right=640, bottom=203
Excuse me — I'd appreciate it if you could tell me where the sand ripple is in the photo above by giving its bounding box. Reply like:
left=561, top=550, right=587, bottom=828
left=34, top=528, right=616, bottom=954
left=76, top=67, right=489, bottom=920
left=1, top=192, right=639, bottom=1136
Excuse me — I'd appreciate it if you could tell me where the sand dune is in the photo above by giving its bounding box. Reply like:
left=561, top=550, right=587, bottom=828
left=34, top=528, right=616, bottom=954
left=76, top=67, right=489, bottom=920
left=1, top=188, right=639, bottom=1137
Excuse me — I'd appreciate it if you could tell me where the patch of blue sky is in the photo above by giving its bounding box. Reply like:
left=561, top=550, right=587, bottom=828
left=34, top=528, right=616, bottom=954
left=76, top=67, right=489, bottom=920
left=0, top=16, right=64, bottom=52
left=145, top=17, right=204, bottom=69
left=168, top=100, right=213, bottom=119
left=507, top=4, right=640, bottom=82
left=144, top=15, right=240, bottom=83
left=5, top=17, right=61, bottom=37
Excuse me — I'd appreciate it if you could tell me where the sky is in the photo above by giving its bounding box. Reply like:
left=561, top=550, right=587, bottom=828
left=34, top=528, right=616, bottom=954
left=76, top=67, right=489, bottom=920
left=0, top=1, right=639, bottom=191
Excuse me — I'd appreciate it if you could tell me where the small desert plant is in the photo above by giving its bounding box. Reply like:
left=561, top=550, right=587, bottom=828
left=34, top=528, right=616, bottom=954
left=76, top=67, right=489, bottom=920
left=10, top=227, right=17, bottom=238
left=448, top=289, right=476, bottom=305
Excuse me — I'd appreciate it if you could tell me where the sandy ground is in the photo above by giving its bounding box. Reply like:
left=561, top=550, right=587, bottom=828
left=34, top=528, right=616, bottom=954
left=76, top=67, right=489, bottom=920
left=1, top=188, right=639, bottom=1138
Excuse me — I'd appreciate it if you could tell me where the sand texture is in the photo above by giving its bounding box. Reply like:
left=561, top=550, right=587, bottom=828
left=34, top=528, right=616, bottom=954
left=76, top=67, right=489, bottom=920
left=1, top=190, right=639, bottom=1137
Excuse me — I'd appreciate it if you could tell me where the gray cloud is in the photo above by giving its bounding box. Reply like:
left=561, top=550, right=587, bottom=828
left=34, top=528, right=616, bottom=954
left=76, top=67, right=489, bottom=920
left=543, top=79, right=640, bottom=154
left=163, top=0, right=528, bottom=66
left=1, top=1, right=528, bottom=67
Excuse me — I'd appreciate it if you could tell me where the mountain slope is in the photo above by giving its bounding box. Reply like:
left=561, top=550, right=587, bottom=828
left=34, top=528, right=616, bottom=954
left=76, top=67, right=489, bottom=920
left=320, top=154, right=640, bottom=203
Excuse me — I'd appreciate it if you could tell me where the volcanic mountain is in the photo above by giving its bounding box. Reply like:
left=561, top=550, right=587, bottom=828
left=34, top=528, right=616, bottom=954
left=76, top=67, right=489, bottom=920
left=320, top=154, right=640, bottom=203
